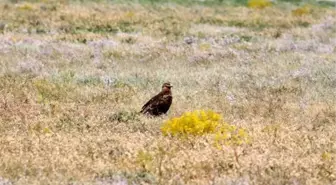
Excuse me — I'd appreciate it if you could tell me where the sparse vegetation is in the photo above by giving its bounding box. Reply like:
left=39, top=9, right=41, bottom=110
left=0, top=0, right=335, bottom=184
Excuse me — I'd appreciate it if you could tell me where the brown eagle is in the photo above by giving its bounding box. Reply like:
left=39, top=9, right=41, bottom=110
left=140, top=82, right=173, bottom=116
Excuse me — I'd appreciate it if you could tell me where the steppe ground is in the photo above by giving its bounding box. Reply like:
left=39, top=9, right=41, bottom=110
left=0, top=0, right=335, bottom=184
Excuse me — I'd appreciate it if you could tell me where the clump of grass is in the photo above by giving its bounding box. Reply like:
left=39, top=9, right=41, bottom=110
left=121, top=36, right=137, bottom=44
left=109, top=111, right=140, bottom=123
left=33, top=79, right=74, bottom=103
left=247, top=0, right=272, bottom=9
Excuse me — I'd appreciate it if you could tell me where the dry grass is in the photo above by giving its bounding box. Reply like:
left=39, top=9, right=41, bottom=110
left=0, top=0, right=335, bottom=184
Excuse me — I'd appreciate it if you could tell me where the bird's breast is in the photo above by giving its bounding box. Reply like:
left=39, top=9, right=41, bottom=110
left=162, top=95, right=172, bottom=103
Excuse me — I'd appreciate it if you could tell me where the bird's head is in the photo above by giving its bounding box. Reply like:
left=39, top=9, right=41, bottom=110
left=162, top=82, right=172, bottom=92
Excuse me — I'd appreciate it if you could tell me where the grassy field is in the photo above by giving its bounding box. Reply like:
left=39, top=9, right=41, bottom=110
left=0, top=0, right=335, bottom=184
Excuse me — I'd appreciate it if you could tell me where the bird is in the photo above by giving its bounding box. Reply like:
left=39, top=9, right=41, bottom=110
left=140, top=82, right=173, bottom=116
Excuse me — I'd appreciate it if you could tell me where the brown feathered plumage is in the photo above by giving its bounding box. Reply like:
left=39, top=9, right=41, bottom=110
left=140, top=82, right=173, bottom=116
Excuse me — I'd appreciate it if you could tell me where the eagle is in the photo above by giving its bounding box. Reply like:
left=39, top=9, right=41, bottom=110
left=140, top=82, right=173, bottom=116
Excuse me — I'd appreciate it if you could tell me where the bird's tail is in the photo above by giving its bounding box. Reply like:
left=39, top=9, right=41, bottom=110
left=139, top=106, right=151, bottom=115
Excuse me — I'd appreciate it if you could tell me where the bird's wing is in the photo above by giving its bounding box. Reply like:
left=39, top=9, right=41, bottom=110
left=159, top=94, right=173, bottom=113
left=164, top=95, right=172, bottom=106
left=140, top=92, right=162, bottom=113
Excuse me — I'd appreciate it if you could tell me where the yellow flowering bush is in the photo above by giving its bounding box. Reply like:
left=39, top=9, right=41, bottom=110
left=199, top=43, right=211, bottom=51
left=248, top=0, right=272, bottom=9
left=161, top=110, right=220, bottom=137
left=321, top=151, right=332, bottom=161
left=292, top=5, right=311, bottom=16
left=17, top=3, right=34, bottom=11
left=161, top=110, right=249, bottom=146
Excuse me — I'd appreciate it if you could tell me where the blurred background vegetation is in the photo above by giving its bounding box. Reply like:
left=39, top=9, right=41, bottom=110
left=6, top=0, right=336, bottom=6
